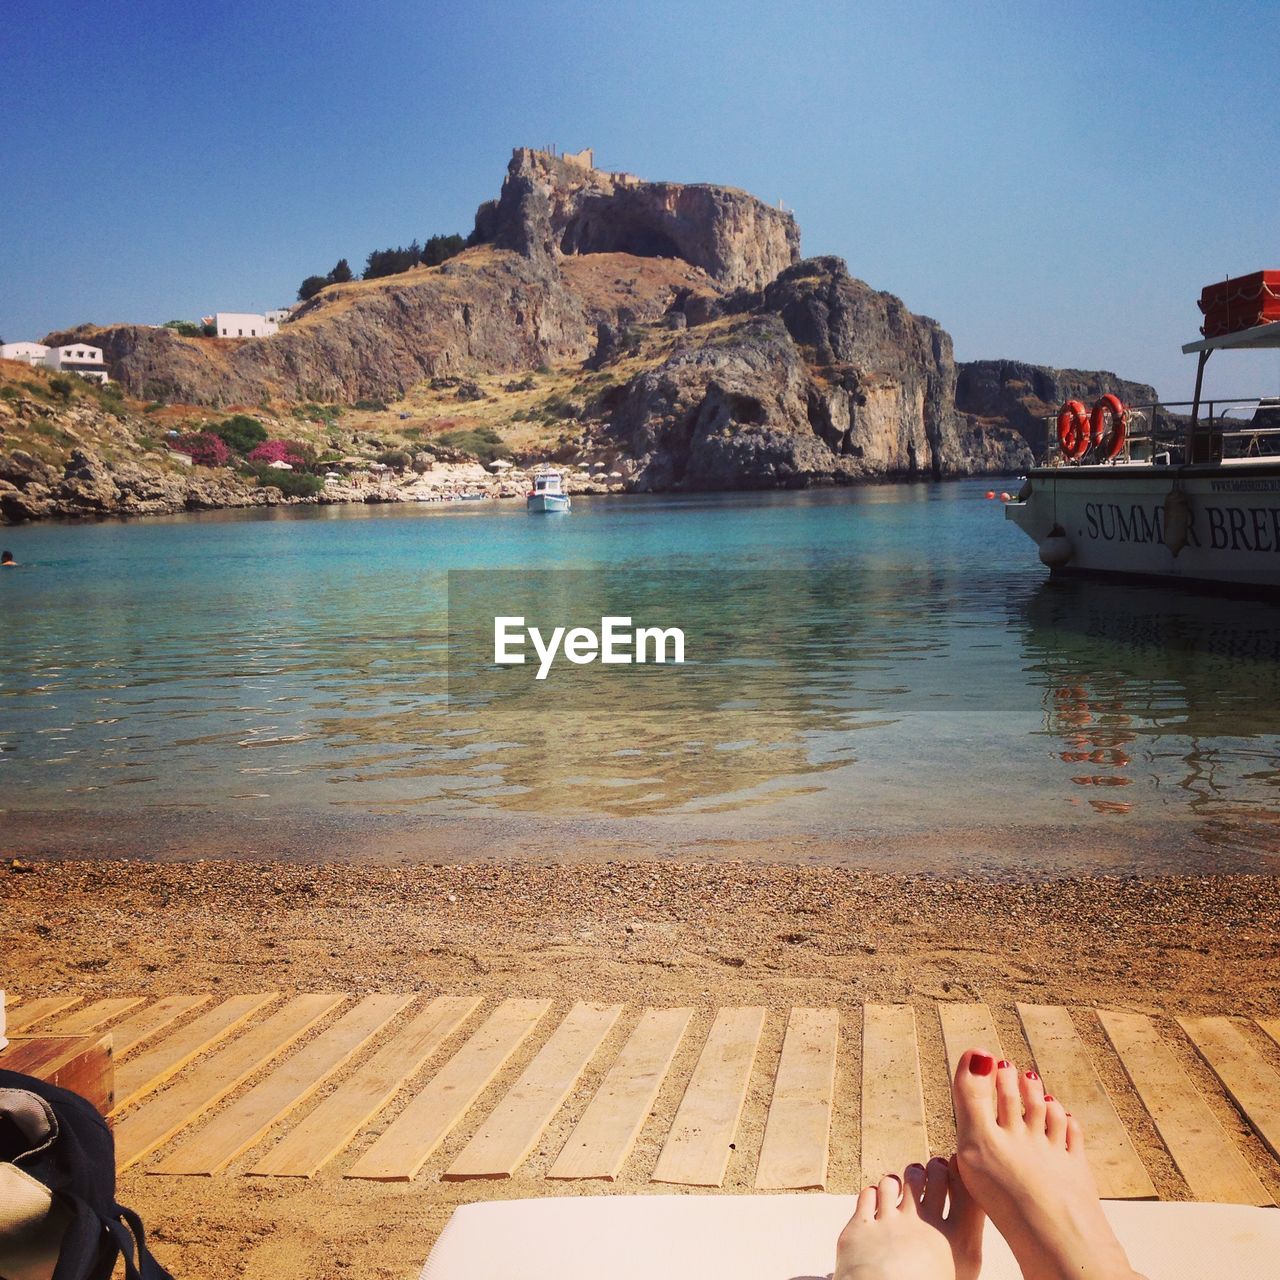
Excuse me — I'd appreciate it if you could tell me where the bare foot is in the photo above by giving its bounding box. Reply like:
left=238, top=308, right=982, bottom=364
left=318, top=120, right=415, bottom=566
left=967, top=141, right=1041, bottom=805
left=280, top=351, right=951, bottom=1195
left=835, top=1157, right=984, bottom=1280
left=952, top=1049, right=1144, bottom=1280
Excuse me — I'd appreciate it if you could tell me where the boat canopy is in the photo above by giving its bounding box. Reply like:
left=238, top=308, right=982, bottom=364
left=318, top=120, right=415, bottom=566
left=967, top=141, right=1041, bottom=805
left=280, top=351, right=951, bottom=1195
left=1183, top=321, right=1280, bottom=354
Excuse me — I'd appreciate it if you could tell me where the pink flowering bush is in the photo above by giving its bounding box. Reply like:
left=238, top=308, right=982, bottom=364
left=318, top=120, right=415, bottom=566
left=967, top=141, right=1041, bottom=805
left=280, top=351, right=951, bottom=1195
left=248, top=439, right=314, bottom=469
left=171, top=432, right=230, bottom=467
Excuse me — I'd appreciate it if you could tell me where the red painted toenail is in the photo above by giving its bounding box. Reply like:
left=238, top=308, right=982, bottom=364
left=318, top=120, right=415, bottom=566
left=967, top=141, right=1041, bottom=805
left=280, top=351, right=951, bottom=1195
left=1025, top=1070, right=1039, bottom=1080
left=969, top=1052, right=995, bottom=1076
left=908, top=1162, right=925, bottom=1171
left=1043, top=1094, right=1055, bottom=1102
left=997, top=1059, right=1011, bottom=1068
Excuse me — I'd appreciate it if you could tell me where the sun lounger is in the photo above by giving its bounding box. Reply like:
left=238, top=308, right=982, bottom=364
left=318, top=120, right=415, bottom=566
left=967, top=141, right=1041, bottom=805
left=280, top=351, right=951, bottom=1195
left=419, top=1194, right=1280, bottom=1279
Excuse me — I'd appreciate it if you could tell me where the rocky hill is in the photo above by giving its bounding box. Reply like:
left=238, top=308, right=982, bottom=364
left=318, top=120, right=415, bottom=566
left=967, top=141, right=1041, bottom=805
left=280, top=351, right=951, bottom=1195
left=24, top=147, right=1178, bottom=506
left=473, top=147, right=799, bottom=290
left=956, top=359, right=1162, bottom=454
left=598, top=258, right=1025, bottom=488
left=0, top=362, right=269, bottom=523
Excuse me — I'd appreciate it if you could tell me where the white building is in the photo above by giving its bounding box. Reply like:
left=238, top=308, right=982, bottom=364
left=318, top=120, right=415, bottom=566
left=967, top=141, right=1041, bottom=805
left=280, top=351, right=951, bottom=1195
left=45, top=344, right=110, bottom=384
left=264, top=308, right=292, bottom=326
left=0, top=341, right=50, bottom=365
left=214, top=311, right=279, bottom=338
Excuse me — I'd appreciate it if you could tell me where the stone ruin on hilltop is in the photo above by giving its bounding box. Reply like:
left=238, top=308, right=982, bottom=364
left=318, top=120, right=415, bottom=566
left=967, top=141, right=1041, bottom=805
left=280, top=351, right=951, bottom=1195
left=471, top=146, right=801, bottom=292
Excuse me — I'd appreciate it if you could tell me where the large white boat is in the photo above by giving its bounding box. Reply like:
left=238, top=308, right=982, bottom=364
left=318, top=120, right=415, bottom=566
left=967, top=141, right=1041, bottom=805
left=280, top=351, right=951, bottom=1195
left=1005, top=295, right=1280, bottom=593
left=527, top=469, right=571, bottom=513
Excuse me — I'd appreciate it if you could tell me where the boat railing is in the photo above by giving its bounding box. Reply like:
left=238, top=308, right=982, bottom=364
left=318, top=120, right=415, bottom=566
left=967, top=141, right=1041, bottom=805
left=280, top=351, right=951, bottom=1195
left=1042, top=397, right=1280, bottom=466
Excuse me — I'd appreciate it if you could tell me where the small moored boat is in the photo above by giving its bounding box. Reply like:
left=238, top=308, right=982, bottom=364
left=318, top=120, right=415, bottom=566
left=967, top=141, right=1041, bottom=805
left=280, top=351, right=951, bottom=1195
left=527, top=469, right=571, bottom=513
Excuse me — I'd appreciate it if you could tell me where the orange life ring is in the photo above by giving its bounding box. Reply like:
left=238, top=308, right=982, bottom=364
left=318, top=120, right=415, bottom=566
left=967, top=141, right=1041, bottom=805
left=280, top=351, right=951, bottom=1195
left=1056, top=400, right=1091, bottom=460
left=1090, top=394, right=1126, bottom=460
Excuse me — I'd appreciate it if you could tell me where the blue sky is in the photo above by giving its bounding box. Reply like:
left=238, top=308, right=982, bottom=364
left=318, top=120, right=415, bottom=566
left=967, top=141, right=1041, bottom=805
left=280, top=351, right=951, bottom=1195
left=2, top=0, right=1276, bottom=402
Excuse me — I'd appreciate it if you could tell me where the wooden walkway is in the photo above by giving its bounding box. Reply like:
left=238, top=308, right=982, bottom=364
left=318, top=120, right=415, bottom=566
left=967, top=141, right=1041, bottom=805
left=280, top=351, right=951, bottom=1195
left=5, top=993, right=1279, bottom=1201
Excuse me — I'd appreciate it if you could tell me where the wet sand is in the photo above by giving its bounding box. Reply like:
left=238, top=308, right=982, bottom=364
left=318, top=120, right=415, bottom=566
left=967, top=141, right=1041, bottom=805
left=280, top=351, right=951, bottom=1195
left=6, top=804, right=1280, bottom=876
left=4, top=858, right=1280, bottom=1279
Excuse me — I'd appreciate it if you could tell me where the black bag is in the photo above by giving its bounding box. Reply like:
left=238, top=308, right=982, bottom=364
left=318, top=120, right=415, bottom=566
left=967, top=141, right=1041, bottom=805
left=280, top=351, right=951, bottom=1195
left=0, top=1069, right=174, bottom=1280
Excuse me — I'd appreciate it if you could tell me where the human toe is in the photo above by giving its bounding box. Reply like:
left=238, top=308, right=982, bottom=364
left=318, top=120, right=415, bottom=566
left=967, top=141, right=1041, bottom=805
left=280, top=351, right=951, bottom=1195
left=1065, top=1111, right=1084, bottom=1153
left=852, top=1183, right=878, bottom=1223
left=1044, top=1094, right=1068, bottom=1145
left=875, top=1172, right=903, bottom=1217
left=952, top=1048, right=999, bottom=1136
left=1019, top=1067, right=1046, bottom=1128
left=902, top=1162, right=927, bottom=1215
left=920, top=1156, right=949, bottom=1222
left=995, top=1059, right=1022, bottom=1127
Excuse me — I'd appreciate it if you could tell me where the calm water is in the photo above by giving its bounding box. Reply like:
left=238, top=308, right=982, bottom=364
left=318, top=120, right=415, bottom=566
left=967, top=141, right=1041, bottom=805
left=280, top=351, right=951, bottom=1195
left=2, top=485, right=1279, bottom=872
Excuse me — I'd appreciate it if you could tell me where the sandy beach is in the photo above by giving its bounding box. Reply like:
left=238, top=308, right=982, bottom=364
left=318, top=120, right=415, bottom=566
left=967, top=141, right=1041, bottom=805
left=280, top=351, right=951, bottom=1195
left=5, top=858, right=1279, bottom=1279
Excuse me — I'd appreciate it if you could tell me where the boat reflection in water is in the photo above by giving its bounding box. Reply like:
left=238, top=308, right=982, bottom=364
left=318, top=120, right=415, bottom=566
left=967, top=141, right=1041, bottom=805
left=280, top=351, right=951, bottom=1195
left=1017, top=575, right=1280, bottom=855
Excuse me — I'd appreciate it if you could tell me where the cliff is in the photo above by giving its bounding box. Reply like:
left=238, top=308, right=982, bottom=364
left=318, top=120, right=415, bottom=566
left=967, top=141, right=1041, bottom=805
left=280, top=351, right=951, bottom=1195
left=472, top=147, right=800, bottom=290
left=956, top=359, right=1162, bottom=457
left=601, top=258, right=1032, bottom=489
left=47, top=249, right=714, bottom=410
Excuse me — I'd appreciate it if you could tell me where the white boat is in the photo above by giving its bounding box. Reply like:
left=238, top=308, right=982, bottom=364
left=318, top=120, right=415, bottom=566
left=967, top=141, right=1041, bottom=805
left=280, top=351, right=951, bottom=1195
left=1004, top=305, right=1280, bottom=593
left=527, top=469, right=571, bottom=513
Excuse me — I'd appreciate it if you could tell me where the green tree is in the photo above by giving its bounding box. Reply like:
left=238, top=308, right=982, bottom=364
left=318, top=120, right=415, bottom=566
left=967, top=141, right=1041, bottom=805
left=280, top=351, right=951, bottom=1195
left=363, top=241, right=422, bottom=279
left=212, top=414, right=268, bottom=454
left=328, top=258, right=353, bottom=283
left=422, top=234, right=466, bottom=267
left=162, top=319, right=201, bottom=337
left=298, top=274, right=329, bottom=302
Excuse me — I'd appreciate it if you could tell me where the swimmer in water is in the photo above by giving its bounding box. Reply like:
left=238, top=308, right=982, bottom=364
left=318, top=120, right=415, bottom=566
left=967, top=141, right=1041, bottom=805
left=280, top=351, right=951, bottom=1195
left=1, top=550, right=15, bottom=567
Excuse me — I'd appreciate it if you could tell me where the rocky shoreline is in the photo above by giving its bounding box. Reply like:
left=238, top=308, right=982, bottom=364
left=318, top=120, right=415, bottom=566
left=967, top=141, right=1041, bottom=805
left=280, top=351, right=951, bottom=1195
left=0, top=444, right=636, bottom=526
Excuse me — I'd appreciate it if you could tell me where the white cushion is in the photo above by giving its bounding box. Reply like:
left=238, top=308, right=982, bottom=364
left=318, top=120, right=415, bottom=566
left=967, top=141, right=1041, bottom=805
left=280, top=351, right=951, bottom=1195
left=420, top=1194, right=1280, bottom=1280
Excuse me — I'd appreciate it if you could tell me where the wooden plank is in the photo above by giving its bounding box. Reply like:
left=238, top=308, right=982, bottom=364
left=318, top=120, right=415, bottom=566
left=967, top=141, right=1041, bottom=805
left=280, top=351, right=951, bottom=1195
left=152, top=994, right=408, bottom=1175
left=1098, top=1009, right=1270, bottom=1205
left=548, top=1007, right=692, bottom=1182
left=43, top=997, right=146, bottom=1036
left=110, top=995, right=212, bottom=1057
left=6, top=996, right=84, bottom=1033
left=4, top=1035, right=114, bottom=1115
left=345, top=997, right=551, bottom=1182
left=938, top=1003, right=1005, bottom=1086
left=444, top=1002, right=623, bottom=1181
left=113, top=993, right=343, bottom=1170
left=1017, top=1003, right=1155, bottom=1199
left=1178, top=1015, right=1280, bottom=1163
left=249, top=995, right=481, bottom=1178
left=651, top=1006, right=766, bottom=1188
left=112, top=993, right=277, bottom=1113
left=755, top=1007, right=839, bottom=1190
left=860, top=1004, right=930, bottom=1183
left=1257, top=1019, right=1280, bottom=1052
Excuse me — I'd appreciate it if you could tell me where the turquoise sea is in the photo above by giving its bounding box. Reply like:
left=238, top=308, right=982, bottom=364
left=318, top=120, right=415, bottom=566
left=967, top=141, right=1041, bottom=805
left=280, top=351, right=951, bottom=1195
left=2, top=484, right=1278, bottom=873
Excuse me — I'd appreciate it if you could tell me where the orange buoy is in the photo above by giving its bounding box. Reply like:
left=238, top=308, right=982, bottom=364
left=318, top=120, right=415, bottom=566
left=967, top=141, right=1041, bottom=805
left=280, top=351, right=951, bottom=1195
left=1056, top=400, right=1091, bottom=460
left=1090, top=394, right=1127, bottom=460
left=1000, top=491, right=1011, bottom=501
left=985, top=490, right=996, bottom=499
